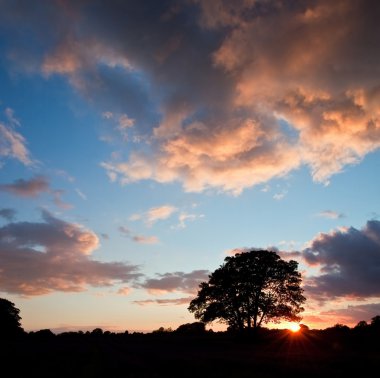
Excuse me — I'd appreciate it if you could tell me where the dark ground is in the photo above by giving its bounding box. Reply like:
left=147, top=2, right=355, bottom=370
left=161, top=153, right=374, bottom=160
left=1, top=328, right=379, bottom=378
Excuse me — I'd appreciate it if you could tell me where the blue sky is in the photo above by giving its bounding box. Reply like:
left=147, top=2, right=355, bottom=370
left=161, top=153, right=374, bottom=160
left=1, top=0, right=380, bottom=333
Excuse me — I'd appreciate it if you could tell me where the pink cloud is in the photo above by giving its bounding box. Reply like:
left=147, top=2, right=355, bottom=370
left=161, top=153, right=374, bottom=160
left=0, top=122, right=33, bottom=166
left=0, top=176, right=49, bottom=197
left=130, top=205, right=178, bottom=226
left=119, top=225, right=159, bottom=244
left=0, top=176, right=73, bottom=209
left=140, top=270, right=210, bottom=295
left=4, top=1, right=380, bottom=193
left=0, top=211, right=141, bottom=296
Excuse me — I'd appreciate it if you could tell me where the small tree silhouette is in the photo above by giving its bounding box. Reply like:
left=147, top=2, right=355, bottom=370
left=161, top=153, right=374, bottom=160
left=0, top=298, right=24, bottom=337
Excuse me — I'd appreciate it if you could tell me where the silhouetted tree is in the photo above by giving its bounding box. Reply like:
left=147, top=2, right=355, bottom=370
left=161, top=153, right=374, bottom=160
left=370, top=315, right=380, bottom=329
left=152, top=326, right=173, bottom=334
left=91, top=327, right=103, bottom=336
left=175, top=322, right=206, bottom=334
left=188, top=250, right=305, bottom=331
left=354, top=320, right=368, bottom=330
left=0, top=298, right=24, bottom=337
left=30, top=328, right=55, bottom=340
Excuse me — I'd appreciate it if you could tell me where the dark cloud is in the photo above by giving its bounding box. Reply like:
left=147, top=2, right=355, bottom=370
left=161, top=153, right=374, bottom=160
left=0, top=176, right=49, bottom=197
left=302, top=220, right=380, bottom=300
left=0, top=176, right=72, bottom=209
left=140, top=270, right=209, bottom=294
left=0, top=210, right=141, bottom=296
left=0, top=208, right=16, bottom=221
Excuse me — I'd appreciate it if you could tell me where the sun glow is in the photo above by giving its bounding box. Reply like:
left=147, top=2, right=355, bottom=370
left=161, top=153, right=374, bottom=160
left=289, top=323, right=301, bottom=332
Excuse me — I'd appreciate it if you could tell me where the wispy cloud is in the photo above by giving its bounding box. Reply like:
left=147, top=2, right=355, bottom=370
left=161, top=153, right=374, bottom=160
left=119, top=225, right=159, bottom=244
left=316, top=210, right=345, bottom=219
left=75, top=188, right=87, bottom=200
left=132, top=234, right=159, bottom=245
left=117, top=287, right=132, bottom=296
left=0, top=122, right=33, bottom=165
left=0, top=211, right=141, bottom=296
left=173, top=212, right=205, bottom=229
left=273, top=191, right=287, bottom=201
left=130, top=205, right=178, bottom=226
left=133, top=296, right=193, bottom=306
left=52, top=189, right=73, bottom=210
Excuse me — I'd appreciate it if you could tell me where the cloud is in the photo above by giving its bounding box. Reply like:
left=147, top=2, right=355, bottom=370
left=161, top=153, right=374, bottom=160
left=0, top=208, right=16, bottom=222
left=224, top=247, right=249, bottom=256
left=133, top=296, right=193, bottom=306
left=319, top=302, right=380, bottom=326
left=301, top=220, right=380, bottom=301
left=273, top=192, right=287, bottom=201
left=316, top=210, right=345, bottom=219
left=117, top=287, right=132, bottom=296
left=4, top=107, right=21, bottom=127
left=103, top=118, right=300, bottom=195
left=2, top=1, right=380, bottom=193
left=118, top=114, right=135, bottom=129
left=130, top=205, right=178, bottom=226
left=140, top=270, right=210, bottom=295
left=0, top=210, right=141, bottom=296
left=173, top=212, right=204, bottom=229
left=0, top=176, right=72, bottom=209
left=119, top=225, right=159, bottom=244
left=0, top=122, right=33, bottom=166
left=0, top=176, right=49, bottom=197
left=75, top=188, right=87, bottom=200
left=132, top=235, right=159, bottom=245
left=52, top=189, right=73, bottom=210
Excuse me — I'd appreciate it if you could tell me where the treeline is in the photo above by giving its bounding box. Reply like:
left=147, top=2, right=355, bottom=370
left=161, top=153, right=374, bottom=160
left=20, top=315, right=380, bottom=341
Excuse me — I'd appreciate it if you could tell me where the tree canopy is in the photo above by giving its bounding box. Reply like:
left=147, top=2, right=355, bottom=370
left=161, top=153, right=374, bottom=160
left=188, top=250, right=306, bottom=331
left=0, top=298, right=24, bottom=337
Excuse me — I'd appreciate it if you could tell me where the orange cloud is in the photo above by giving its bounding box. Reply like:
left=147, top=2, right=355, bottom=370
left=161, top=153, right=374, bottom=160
left=130, top=205, right=178, bottom=226
left=103, top=117, right=301, bottom=195
left=5, top=0, right=380, bottom=193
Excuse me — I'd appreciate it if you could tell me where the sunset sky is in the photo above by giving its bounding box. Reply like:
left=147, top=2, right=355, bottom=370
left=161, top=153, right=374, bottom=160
left=1, top=0, right=380, bottom=333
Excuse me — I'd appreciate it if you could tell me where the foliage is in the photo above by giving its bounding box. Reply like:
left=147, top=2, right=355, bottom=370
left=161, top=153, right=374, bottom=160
left=0, top=297, right=24, bottom=336
left=152, top=326, right=173, bottom=333
left=188, top=250, right=306, bottom=331
left=175, top=322, right=206, bottom=334
left=354, top=320, right=368, bottom=329
left=371, top=315, right=380, bottom=329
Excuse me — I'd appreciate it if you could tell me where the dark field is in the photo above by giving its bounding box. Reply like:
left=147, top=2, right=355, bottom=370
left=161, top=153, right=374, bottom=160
left=2, top=328, right=379, bottom=378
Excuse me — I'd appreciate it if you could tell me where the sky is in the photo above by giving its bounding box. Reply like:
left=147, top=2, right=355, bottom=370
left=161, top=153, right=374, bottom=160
left=1, top=0, right=380, bottom=333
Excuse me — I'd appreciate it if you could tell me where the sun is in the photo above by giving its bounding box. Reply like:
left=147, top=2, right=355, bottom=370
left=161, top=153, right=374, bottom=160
left=289, top=323, right=301, bottom=333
